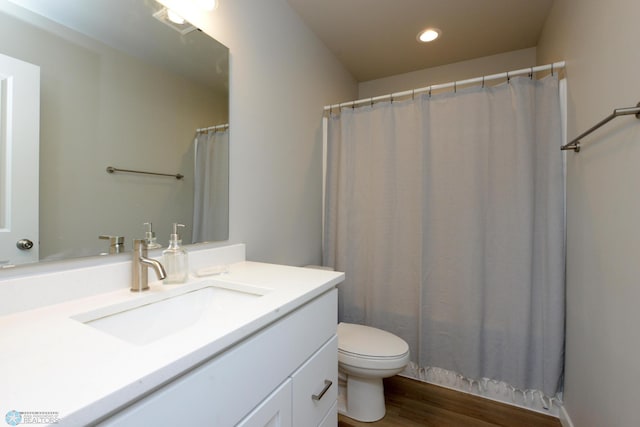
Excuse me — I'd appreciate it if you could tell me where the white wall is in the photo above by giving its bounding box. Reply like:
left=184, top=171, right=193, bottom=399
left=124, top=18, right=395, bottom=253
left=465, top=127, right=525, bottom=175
left=160, top=0, right=357, bottom=266
left=537, top=1, right=640, bottom=426
left=359, top=47, right=536, bottom=98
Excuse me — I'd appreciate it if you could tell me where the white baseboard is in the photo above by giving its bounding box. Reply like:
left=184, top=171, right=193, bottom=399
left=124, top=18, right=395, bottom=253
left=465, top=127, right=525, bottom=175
left=559, top=404, right=574, bottom=427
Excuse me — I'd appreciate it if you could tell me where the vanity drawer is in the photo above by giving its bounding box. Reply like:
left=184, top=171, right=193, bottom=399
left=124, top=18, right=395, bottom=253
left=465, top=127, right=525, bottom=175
left=291, top=335, right=338, bottom=427
left=236, top=379, right=292, bottom=427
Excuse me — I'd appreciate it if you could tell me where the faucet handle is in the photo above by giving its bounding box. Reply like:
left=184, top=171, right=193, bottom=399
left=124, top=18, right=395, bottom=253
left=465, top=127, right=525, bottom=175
left=99, top=235, right=124, bottom=243
left=99, top=235, right=125, bottom=254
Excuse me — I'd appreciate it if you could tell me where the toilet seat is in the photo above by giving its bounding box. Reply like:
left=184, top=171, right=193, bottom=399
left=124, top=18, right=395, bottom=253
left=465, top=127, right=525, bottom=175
left=337, top=323, right=410, bottom=370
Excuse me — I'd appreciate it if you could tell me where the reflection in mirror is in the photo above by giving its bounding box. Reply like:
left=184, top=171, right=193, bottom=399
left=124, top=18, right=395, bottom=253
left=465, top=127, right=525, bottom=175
left=0, top=0, right=229, bottom=267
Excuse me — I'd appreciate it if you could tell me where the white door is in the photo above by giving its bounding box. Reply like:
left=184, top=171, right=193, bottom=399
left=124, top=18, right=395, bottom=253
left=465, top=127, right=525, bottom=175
left=0, top=53, right=40, bottom=266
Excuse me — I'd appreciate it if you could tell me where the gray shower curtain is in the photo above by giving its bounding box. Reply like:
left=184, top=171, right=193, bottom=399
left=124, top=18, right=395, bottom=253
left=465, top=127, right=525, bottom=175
left=192, top=129, right=229, bottom=243
left=324, top=76, right=565, bottom=398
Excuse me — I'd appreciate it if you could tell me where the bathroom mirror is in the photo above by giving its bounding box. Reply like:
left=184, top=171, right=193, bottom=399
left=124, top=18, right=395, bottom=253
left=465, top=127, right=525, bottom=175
left=0, top=0, right=229, bottom=267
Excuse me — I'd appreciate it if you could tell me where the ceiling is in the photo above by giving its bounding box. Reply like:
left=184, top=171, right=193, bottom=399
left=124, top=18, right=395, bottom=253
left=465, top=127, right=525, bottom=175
left=287, top=0, right=554, bottom=82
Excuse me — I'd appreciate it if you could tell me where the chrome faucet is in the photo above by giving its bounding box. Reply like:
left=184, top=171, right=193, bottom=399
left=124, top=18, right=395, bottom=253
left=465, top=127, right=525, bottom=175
left=132, top=239, right=167, bottom=292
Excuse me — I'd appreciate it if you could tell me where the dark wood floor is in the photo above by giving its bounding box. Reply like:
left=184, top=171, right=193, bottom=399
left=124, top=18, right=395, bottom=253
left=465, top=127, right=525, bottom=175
left=338, top=376, right=562, bottom=427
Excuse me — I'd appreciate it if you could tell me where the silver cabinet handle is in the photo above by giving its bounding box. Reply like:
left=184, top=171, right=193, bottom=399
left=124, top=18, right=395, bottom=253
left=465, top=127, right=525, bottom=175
left=311, top=379, right=333, bottom=401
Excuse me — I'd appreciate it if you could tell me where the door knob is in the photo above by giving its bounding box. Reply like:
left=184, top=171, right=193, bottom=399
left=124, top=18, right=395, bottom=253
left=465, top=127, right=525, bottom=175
left=16, top=239, right=34, bottom=250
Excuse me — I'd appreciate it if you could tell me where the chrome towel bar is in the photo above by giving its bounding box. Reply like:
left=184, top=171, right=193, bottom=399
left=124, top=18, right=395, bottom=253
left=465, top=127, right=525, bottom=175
left=106, top=166, right=184, bottom=180
left=561, top=102, right=640, bottom=152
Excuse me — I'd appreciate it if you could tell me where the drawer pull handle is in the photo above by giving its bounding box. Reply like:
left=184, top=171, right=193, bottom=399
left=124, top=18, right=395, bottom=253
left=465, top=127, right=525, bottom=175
left=312, top=379, right=333, bottom=401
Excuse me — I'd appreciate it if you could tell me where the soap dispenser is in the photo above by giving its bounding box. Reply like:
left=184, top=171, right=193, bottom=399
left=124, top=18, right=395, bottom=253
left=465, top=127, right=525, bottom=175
left=162, top=223, right=188, bottom=284
left=143, top=222, right=162, bottom=250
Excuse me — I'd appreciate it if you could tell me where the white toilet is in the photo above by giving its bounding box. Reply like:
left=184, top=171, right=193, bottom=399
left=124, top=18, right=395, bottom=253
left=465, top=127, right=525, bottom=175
left=304, top=265, right=410, bottom=422
left=337, top=322, right=410, bottom=422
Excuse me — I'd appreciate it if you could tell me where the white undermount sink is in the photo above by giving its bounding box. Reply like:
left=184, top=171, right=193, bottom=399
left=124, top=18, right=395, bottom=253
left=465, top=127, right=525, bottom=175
left=71, top=280, right=269, bottom=345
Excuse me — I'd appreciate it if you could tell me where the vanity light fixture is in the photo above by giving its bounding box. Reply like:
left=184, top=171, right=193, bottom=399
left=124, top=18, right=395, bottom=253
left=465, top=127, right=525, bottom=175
left=195, top=0, right=218, bottom=11
left=152, top=7, right=197, bottom=35
left=166, top=9, right=185, bottom=24
left=417, top=28, right=441, bottom=43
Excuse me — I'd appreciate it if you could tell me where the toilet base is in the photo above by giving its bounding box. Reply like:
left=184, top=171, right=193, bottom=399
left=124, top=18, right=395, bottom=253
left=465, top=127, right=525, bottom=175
left=338, top=372, right=386, bottom=422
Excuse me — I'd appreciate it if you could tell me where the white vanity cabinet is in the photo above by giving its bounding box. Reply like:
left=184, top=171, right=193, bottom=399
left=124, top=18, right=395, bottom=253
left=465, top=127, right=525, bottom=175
left=99, top=289, right=338, bottom=427
left=236, top=335, right=337, bottom=427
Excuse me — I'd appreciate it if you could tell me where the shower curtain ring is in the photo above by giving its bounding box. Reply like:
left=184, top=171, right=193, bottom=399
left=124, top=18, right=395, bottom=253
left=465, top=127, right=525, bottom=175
left=429, top=86, right=432, bottom=97
left=482, top=76, right=485, bottom=88
left=370, top=97, right=374, bottom=107
left=454, top=81, right=457, bottom=93
left=507, top=71, right=510, bottom=83
left=529, top=67, right=534, bottom=79
left=412, top=89, right=415, bottom=100
left=551, top=64, right=554, bottom=76
left=352, top=101, right=356, bottom=110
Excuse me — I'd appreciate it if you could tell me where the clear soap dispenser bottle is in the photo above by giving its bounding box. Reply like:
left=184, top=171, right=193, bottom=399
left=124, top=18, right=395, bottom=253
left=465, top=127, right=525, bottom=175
left=163, top=223, right=188, bottom=284
left=143, top=222, right=162, bottom=250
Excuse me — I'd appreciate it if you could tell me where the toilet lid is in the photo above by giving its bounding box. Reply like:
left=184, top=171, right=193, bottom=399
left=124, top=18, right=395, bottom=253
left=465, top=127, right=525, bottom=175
left=337, top=322, right=409, bottom=358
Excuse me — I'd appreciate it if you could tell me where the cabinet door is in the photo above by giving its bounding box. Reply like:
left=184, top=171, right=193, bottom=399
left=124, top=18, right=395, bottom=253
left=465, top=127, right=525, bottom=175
left=236, top=379, right=292, bottom=427
left=291, top=335, right=338, bottom=426
left=318, top=402, right=337, bottom=427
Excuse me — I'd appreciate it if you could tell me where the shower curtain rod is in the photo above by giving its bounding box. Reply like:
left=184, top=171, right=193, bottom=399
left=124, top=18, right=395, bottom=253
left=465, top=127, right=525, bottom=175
left=323, top=61, right=566, bottom=112
left=196, top=123, right=229, bottom=134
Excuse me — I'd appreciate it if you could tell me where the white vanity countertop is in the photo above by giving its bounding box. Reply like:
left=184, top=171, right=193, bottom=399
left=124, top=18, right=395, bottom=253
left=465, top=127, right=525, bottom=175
left=0, top=261, right=344, bottom=426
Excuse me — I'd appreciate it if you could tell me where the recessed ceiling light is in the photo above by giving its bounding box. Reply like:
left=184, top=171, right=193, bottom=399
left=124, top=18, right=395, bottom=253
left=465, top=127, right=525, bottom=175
left=417, top=28, right=441, bottom=43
